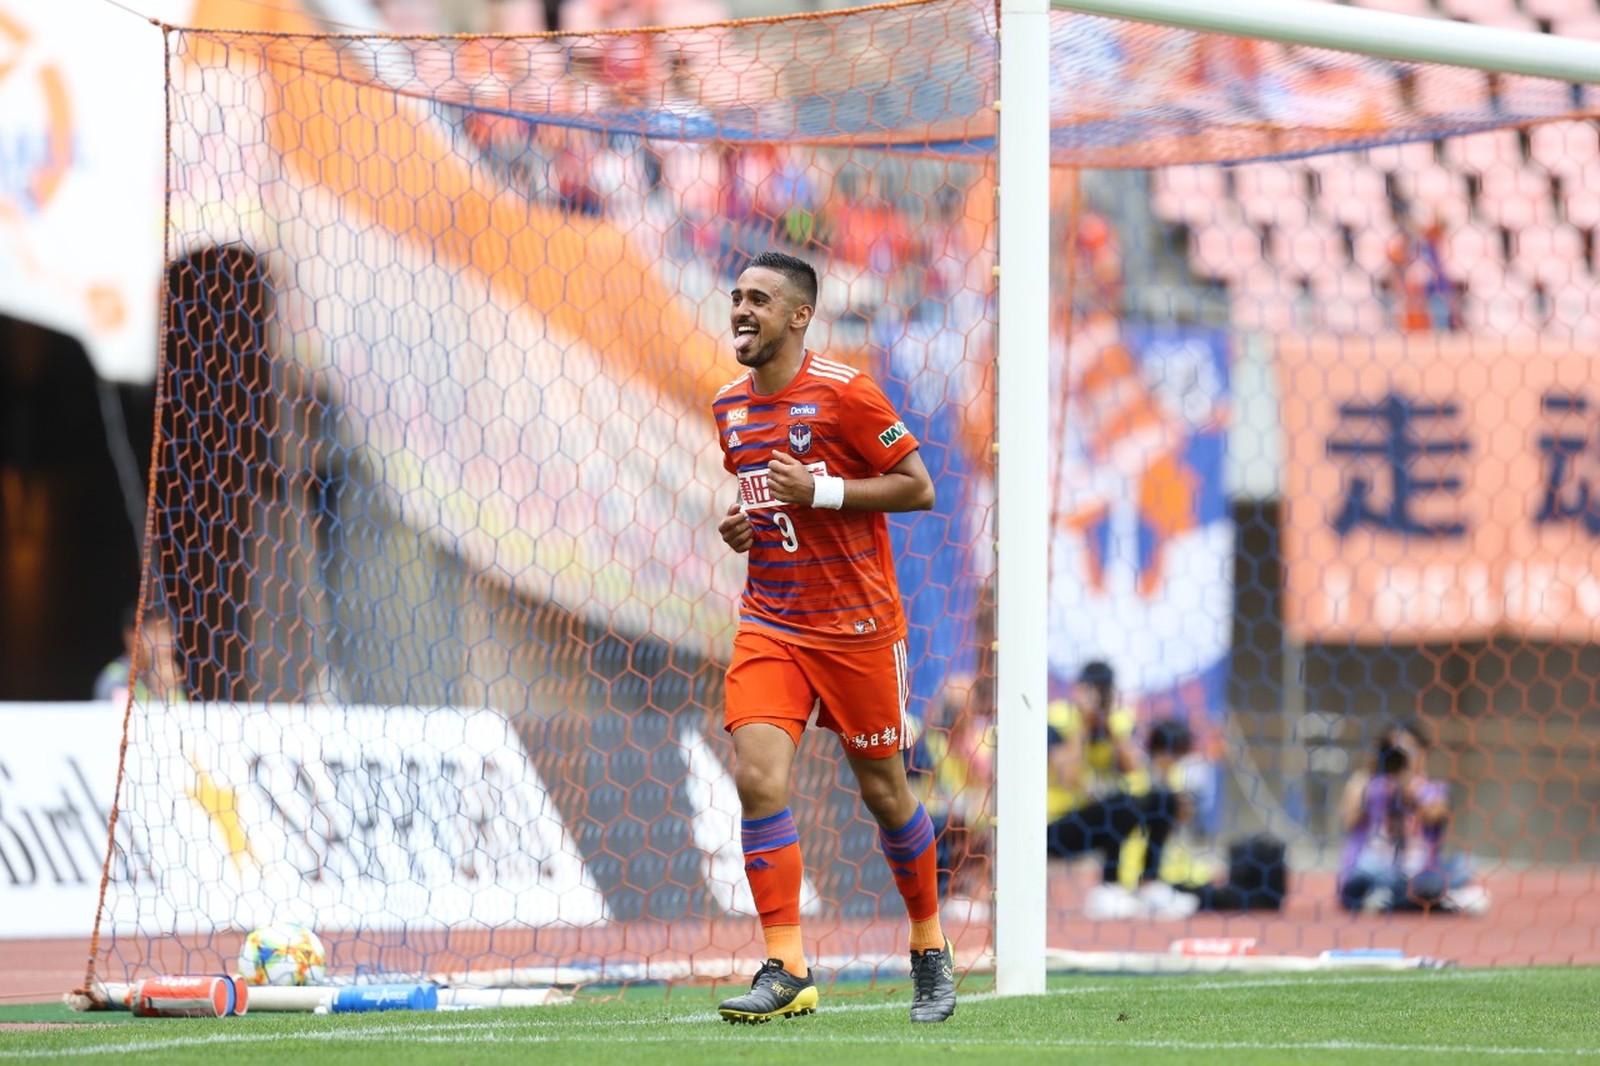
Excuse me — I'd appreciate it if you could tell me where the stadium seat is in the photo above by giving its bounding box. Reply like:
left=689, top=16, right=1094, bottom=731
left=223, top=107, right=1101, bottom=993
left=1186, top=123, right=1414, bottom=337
left=1192, top=214, right=1262, bottom=281
left=1234, top=164, right=1306, bottom=227
left=1437, top=0, right=1523, bottom=25
left=1520, top=0, right=1590, bottom=21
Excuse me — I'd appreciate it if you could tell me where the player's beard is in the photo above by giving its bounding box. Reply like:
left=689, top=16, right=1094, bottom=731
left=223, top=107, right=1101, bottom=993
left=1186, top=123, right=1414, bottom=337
left=733, top=323, right=775, bottom=368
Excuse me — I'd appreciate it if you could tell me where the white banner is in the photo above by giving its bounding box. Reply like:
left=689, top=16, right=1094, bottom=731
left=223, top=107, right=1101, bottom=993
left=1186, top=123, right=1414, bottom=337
left=0, top=2, right=188, bottom=382
left=0, top=702, right=606, bottom=938
left=0, top=705, right=122, bottom=937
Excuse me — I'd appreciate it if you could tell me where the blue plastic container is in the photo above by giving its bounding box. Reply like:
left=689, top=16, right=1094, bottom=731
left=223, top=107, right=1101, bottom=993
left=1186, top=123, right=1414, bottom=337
left=329, top=983, right=440, bottom=1013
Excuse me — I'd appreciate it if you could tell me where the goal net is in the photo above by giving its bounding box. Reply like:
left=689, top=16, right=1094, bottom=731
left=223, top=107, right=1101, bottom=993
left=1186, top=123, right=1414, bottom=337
left=88, top=0, right=1600, bottom=997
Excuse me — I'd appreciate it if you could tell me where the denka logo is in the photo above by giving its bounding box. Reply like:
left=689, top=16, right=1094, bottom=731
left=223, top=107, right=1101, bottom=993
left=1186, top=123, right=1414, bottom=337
left=789, top=403, right=818, bottom=416
left=877, top=421, right=908, bottom=447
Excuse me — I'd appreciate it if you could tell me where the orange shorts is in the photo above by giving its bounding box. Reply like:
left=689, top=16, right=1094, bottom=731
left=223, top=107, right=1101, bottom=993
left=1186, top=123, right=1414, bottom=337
left=724, top=629, right=911, bottom=760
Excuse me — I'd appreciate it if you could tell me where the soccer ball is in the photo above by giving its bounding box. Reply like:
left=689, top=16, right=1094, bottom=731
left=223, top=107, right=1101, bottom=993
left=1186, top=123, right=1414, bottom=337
left=237, top=922, right=327, bottom=986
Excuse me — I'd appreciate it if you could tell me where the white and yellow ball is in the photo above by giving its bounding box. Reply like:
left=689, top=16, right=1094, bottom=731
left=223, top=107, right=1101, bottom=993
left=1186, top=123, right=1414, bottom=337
left=236, top=922, right=327, bottom=986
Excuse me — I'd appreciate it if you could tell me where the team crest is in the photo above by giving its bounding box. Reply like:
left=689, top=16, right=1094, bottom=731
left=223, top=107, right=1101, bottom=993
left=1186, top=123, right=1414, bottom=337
left=788, top=422, right=813, bottom=455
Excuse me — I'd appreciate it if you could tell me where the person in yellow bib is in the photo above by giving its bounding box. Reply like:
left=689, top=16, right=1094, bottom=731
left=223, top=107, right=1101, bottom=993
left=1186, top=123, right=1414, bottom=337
left=1045, top=661, right=1194, bottom=919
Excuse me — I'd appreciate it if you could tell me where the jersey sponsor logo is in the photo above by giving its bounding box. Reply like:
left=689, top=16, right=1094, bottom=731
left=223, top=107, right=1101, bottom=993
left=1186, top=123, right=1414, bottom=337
left=877, top=421, right=908, bottom=448
left=788, top=422, right=812, bottom=455
left=726, top=407, right=748, bottom=425
left=727, top=430, right=741, bottom=448
left=737, top=461, right=827, bottom=509
left=788, top=403, right=818, bottom=416
left=853, top=617, right=878, bottom=635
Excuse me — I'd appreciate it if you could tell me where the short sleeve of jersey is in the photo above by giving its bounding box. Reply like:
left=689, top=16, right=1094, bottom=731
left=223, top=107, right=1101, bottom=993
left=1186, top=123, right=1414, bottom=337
left=839, top=373, right=919, bottom=473
left=713, top=395, right=738, bottom=476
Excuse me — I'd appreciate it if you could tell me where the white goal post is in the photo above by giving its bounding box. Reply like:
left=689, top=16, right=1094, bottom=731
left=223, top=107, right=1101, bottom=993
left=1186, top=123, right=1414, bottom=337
left=994, top=0, right=1600, bottom=997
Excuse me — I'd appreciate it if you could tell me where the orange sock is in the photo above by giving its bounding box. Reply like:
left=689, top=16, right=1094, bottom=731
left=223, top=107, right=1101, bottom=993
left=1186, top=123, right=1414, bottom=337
left=762, top=924, right=806, bottom=978
left=879, top=804, right=945, bottom=952
left=742, top=810, right=808, bottom=976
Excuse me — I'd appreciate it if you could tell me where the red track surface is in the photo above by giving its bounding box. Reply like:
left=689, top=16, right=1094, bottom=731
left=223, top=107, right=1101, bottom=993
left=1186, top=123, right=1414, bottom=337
left=4, top=865, right=1595, bottom=1007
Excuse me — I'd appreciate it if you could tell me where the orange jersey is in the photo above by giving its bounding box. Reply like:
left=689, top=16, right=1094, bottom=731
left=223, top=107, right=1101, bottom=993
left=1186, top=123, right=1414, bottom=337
left=713, top=350, right=920, bottom=650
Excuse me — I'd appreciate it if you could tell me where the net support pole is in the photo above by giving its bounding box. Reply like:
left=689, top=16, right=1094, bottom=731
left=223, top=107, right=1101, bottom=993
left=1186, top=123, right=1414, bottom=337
left=995, top=0, right=1051, bottom=1000
left=1052, top=0, right=1600, bottom=83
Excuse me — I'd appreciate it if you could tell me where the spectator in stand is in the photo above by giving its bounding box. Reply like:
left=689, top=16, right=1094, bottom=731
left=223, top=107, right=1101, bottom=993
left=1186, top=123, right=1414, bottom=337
left=95, top=602, right=187, bottom=704
left=1381, top=216, right=1460, bottom=333
left=1337, top=720, right=1489, bottom=915
left=1045, top=661, right=1196, bottom=919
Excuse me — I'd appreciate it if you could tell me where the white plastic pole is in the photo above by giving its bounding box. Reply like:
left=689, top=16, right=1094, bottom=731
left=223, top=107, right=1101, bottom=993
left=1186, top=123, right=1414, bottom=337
left=1052, top=0, right=1600, bottom=83
left=995, top=0, right=1052, bottom=1000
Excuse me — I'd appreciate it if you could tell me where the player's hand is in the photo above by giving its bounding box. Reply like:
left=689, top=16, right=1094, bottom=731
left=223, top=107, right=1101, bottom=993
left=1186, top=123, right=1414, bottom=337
left=718, top=502, right=754, bottom=553
left=766, top=450, right=815, bottom=506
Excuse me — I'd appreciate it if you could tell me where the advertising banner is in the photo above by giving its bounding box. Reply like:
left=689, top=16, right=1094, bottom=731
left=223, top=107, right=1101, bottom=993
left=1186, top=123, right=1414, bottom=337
left=1281, top=334, right=1600, bottom=643
left=1048, top=317, right=1233, bottom=727
left=0, top=702, right=606, bottom=937
left=0, top=1, right=172, bottom=382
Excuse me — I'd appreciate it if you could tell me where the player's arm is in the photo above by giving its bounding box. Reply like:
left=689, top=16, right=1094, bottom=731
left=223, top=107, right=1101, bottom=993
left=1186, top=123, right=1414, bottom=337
left=765, top=449, right=935, bottom=513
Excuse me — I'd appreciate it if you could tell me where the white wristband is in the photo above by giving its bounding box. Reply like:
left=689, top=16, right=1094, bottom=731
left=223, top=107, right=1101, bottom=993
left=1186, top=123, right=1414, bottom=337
left=811, top=475, right=845, bottom=510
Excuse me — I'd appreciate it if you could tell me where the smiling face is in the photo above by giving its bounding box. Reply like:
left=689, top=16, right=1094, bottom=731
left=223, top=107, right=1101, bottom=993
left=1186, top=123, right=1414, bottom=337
left=730, top=266, right=811, bottom=376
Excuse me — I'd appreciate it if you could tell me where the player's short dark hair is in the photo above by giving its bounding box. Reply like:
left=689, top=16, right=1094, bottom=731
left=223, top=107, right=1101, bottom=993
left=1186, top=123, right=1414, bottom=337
left=745, top=250, right=818, bottom=307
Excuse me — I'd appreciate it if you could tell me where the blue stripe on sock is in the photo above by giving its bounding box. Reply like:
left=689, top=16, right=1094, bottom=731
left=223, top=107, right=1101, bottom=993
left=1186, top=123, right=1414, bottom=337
left=742, top=809, right=799, bottom=854
left=878, top=804, right=935, bottom=863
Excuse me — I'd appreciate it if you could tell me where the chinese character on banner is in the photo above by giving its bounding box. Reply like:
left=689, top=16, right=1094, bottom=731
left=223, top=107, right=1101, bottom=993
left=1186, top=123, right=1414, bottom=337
left=1281, top=334, right=1600, bottom=644
left=1534, top=391, right=1600, bottom=535
left=1327, top=393, right=1470, bottom=538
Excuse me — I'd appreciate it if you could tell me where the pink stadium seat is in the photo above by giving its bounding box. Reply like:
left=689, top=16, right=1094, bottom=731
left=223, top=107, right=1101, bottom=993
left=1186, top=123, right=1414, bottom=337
left=1452, top=129, right=1517, bottom=174
left=1563, top=187, right=1600, bottom=229
left=1276, top=224, right=1345, bottom=277
left=1230, top=264, right=1296, bottom=334
left=1480, top=163, right=1555, bottom=227
left=1521, top=0, right=1590, bottom=20
left=1351, top=226, right=1398, bottom=275
left=1448, top=224, right=1500, bottom=287
left=1553, top=15, right=1600, bottom=39
left=1406, top=163, right=1471, bottom=229
left=1154, top=166, right=1228, bottom=225
left=1313, top=159, right=1390, bottom=228
left=1366, top=140, right=1436, bottom=174
left=1235, top=165, right=1308, bottom=227
left=1520, top=224, right=1588, bottom=285
left=1320, top=266, right=1387, bottom=336
left=1529, top=121, right=1598, bottom=184
left=1462, top=267, right=1537, bottom=336
left=1192, top=215, right=1261, bottom=281
left=1438, top=0, right=1520, bottom=24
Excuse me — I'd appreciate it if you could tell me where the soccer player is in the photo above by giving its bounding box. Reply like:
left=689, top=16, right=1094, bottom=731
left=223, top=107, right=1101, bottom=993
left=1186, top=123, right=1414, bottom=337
left=711, top=251, right=956, bottom=1025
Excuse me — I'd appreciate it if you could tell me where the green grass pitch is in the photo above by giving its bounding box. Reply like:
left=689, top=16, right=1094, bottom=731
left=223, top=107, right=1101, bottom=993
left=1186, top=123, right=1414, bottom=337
left=1, top=967, right=1596, bottom=1064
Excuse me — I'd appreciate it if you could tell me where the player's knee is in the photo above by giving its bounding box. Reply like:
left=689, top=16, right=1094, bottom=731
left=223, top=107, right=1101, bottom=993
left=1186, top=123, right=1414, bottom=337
left=733, top=763, right=788, bottom=813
